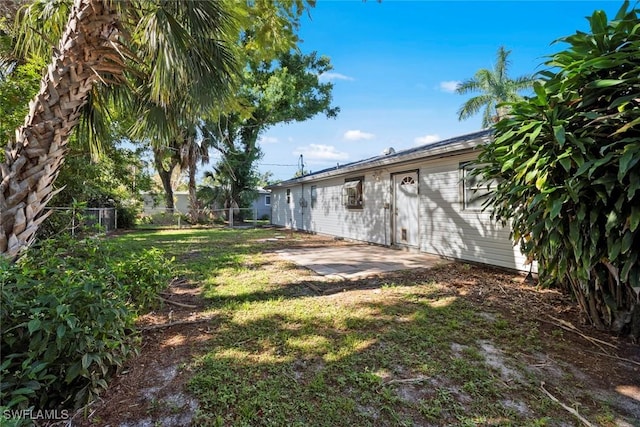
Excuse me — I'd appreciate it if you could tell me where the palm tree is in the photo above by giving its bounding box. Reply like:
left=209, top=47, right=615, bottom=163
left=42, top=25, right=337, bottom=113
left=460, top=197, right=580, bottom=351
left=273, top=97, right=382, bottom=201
left=0, top=0, right=238, bottom=259
left=181, top=128, right=210, bottom=223
left=198, top=168, right=233, bottom=210
left=456, top=46, right=535, bottom=128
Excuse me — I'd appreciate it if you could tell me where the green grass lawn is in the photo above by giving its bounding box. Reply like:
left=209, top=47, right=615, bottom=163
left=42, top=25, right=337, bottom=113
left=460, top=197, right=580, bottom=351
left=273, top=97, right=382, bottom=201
left=108, top=227, right=633, bottom=427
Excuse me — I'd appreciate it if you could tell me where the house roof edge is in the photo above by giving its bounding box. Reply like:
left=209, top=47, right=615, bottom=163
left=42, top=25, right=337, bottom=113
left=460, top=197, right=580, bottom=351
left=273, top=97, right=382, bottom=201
left=265, top=129, right=492, bottom=189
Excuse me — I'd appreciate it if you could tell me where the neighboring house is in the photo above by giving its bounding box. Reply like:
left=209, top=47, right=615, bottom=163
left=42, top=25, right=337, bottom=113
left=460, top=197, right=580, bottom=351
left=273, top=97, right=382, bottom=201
left=267, top=129, right=532, bottom=272
left=253, top=188, right=272, bottom=220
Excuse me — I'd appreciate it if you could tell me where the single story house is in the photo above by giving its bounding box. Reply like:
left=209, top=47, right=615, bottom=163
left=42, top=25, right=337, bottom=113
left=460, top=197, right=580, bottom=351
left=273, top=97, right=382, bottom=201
left=254, top=188, right=272, bottom=220
left=266, top=129, right=532, bottom=272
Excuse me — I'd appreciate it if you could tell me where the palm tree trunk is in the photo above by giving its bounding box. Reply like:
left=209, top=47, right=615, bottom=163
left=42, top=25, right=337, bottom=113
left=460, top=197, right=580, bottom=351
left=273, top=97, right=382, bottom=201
left=0, top=0, right=122, bottom=259
left=187, top=162, right=201, bottom=223
left=154, top=154, right=177, bottom=213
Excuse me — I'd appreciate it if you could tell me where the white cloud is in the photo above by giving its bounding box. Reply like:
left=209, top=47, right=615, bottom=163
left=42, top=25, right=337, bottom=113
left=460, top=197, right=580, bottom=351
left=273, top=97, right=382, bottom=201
left=414, top=134, right=441, bottom=145
left=343, top=130, right=375, bottom=141
left=258, top=136, right=279, bottom=144
left=439, top=80, right=460, bottom=93
left=319, top=72, right=355, bottom=82
left=294, top=144, right=349, bottom=161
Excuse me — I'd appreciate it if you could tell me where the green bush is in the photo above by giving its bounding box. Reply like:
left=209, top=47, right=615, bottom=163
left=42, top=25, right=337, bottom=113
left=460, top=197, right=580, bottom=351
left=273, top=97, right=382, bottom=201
left=0, top=236, right=174, bottom=414
left=116, top=204, right=139, bottom=230
left=478, top=2, right=640, bottom=337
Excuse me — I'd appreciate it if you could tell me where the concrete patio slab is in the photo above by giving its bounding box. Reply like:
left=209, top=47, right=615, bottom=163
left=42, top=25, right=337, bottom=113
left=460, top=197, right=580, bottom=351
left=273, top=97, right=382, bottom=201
left=276, top=244, right=447, bottom=279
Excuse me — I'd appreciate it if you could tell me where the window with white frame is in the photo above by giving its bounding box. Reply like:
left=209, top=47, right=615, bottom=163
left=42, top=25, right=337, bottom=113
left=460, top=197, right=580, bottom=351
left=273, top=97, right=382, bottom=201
left=461, top=163, right=495, bottom=210
left=342, top=177, right=363, bottom=209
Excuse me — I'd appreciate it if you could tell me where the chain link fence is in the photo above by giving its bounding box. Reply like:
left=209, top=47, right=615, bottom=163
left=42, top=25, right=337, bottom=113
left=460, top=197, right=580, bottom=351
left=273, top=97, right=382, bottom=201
left=138, top=207, right=268, bottom=229
left=42, top=207, right=117, bottom=237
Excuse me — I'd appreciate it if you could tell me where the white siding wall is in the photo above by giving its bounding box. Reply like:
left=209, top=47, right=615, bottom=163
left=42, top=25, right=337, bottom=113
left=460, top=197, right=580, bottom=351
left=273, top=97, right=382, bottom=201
left=270, top=151, right=532, bottom=272
left=270, top=172, right=390, bottom=244
left=271, top=188, right=294, bottom=228
left=416, top=152, right=531, bottom=271
left=304, top=173, right=391, bottom=244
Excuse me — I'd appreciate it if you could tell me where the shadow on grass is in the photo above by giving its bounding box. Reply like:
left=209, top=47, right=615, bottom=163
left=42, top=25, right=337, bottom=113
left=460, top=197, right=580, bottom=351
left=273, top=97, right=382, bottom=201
left=107, top=228, right=640, bottom=426
left=189, top=286, right=640, bottom=426
left=187, top=289, right=613, bottom=426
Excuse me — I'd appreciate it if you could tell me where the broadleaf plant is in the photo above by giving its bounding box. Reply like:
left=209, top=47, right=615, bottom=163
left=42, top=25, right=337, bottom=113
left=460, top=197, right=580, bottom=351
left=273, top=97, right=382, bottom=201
left=478, top=1, right=640, bottom=339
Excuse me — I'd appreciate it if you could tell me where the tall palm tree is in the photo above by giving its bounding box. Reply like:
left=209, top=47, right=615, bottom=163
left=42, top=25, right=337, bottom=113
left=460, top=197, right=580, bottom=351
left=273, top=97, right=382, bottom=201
left=180, top=128, right=210, bottom=223
left=456, top=46, right=535, bottom=128
left=0, top=0, right=238, bottom=259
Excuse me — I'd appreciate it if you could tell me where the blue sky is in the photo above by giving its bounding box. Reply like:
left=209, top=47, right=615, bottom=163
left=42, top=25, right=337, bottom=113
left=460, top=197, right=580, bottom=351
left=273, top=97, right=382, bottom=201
left=249, top=0, right=623, bottom=181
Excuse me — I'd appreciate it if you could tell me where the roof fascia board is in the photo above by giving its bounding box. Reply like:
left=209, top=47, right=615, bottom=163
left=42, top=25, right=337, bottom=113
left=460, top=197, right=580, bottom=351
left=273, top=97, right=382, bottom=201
left=267, top=132, right=490, bottom=189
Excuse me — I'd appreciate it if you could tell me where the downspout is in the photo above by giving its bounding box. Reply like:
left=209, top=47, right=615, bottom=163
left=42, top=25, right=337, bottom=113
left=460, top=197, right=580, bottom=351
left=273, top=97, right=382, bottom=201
left=300, top=182, right=304, bottom=231
left=384, top=180, right=390, bottom=246
left=384, top=202, right=388, bottom=246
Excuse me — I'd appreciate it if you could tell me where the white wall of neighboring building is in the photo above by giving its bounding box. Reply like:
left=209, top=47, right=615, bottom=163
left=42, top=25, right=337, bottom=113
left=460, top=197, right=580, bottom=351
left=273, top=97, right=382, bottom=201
left=142, top=191, right=190, bottom=213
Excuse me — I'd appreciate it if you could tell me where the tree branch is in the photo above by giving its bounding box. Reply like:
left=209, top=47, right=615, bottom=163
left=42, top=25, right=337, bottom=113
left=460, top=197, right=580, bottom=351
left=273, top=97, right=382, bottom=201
left=540, top=382, right=596, bottom=427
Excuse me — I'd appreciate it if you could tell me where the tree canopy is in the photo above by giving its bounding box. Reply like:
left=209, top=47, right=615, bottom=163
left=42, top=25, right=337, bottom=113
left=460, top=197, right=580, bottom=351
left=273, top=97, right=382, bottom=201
left=1, top=0, right=323, bottom=258
left=0, top=0, right=245, bottom=258
left=134, top=0, right=319, bottom=219
left=200, top=50, right=339, bottom=213
left=477, top=1, right=640, bottom=339
left=456, top=46, right=535, bottom=128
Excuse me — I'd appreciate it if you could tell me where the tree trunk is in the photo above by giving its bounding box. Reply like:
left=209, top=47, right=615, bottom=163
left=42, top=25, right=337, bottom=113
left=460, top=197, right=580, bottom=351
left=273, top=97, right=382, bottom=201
left=154, top=154, right=176, bottom=213
left=0, top=0, right=122, bottom=260
left=187, top=162, right=201, bottom=223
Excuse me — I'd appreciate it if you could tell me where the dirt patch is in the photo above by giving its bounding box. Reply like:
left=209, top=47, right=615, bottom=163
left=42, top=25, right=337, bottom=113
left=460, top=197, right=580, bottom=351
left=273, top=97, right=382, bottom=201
left=76, top=233, right=640, bottom=426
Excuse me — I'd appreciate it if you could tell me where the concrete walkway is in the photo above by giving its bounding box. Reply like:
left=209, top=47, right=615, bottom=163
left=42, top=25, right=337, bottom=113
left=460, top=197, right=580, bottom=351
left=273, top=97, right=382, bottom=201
left=276, top=244, right=446, bottom=279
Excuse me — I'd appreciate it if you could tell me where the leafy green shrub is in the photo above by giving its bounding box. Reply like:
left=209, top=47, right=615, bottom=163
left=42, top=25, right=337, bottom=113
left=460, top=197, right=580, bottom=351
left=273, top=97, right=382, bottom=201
left=110, top=247, right=174, bottom=309
left=35, top=206, right=86, bottom=240
left=116, top=204, right=138, bottom=229
left=0, top=236, right=174, bottom=413
left=478, top=2, right=640, bottom=338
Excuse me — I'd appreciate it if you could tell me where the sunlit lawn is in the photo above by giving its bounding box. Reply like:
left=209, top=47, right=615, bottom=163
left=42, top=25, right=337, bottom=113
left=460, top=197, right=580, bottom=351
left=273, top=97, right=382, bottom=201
left=112, top=227, right=621, bottom=426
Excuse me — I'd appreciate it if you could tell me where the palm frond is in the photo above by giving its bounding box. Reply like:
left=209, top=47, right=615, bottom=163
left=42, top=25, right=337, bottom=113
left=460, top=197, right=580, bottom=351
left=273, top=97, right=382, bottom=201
left=76, top=87, right=109, bottom=161
left=457, top=45, right=531, bottom=127
left=15, top=0, right=71, bottom=61
left=481, top=104, right=495, bottom=129
left=131, top=0, right=240, bottom=113
left=457, top=94, right=492, bottom=121
left=455, top=78, right=483, bottom=95
left=509, top=74, right=536, bottom=91
left=494, top=46, right=511, bottom=82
